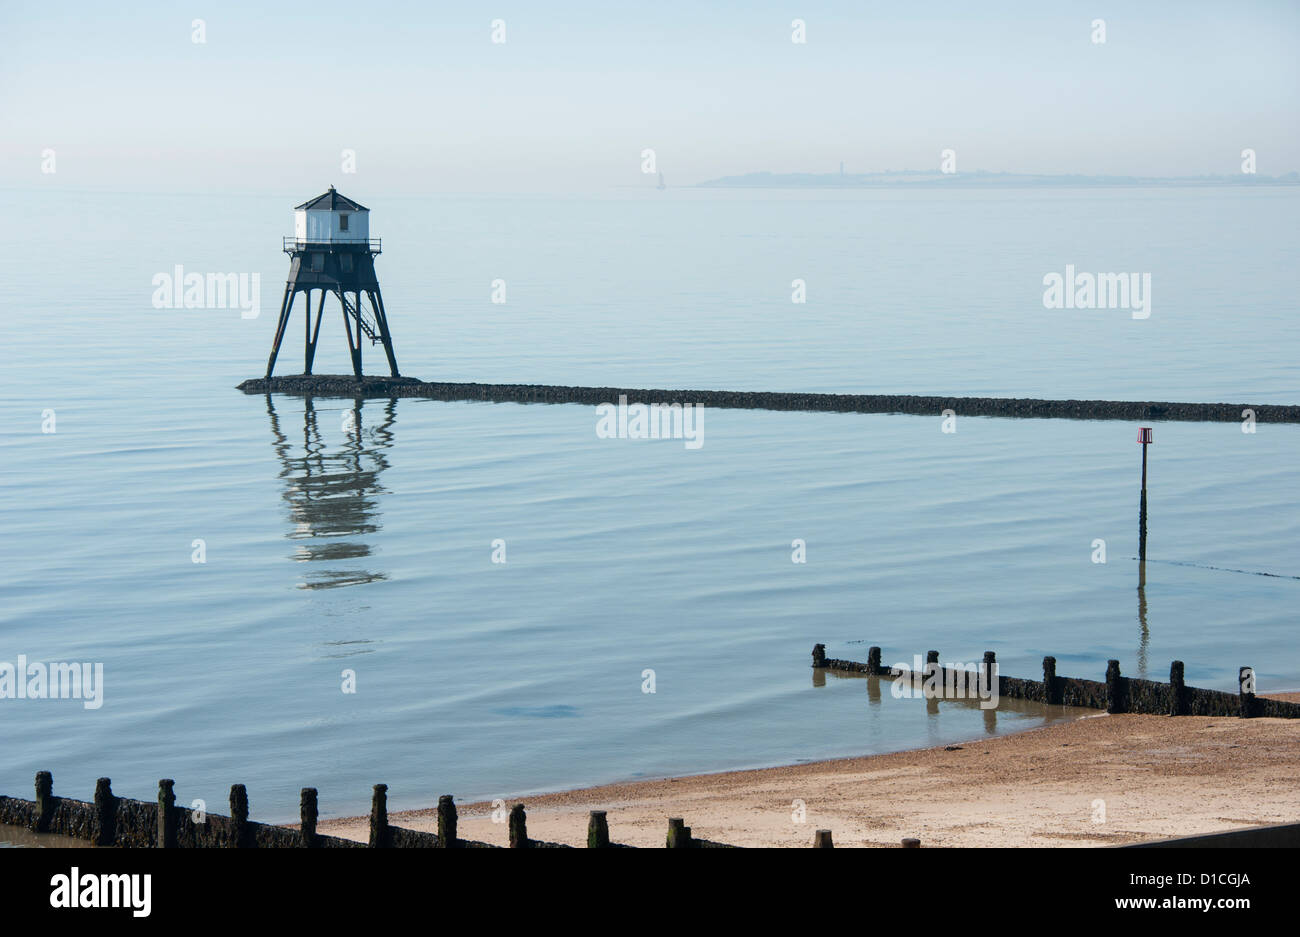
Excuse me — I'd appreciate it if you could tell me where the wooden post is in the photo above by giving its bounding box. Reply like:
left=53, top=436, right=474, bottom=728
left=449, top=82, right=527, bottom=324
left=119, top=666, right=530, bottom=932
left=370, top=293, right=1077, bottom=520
left=1139, top=446, right=1148, bottom=560
left=1106, top=660, right=1124, bottom=713
left=300, top=788, right=318, bottom=847
left=33, top=771, right=54, bottom=833
left=1169, top=661, right=1186, bottom=716
left=157, top=779, right=177, bottom=848
left=437, top=794, right=457, bottom=847
left=982, top=651, right=997, bottom=697
left=901, top=837, right=921, bottom=848
left=812, top=643, right=826, bottom=667
left=508, top=804, right=529, bottom=848
left=1138, top=561, right=1149, bottom=649
left=1137, top=427, right=1153, bottom=562
left=813, top=830, right=834, bottom=848
left=867, top=646, right=882, bottom=674
left=369, top=784, right=388, bottom=848
left=229, top=784, right=249, bottom=848
left=587, top=811, right=610, bottom=848
left=93, top=778, right=116, bottom=847
left=1239, top=667, right=1256, bottom=719
left=1042, top=656, right=1059, bottom=704
left=666, top=818, right=692, bottom=848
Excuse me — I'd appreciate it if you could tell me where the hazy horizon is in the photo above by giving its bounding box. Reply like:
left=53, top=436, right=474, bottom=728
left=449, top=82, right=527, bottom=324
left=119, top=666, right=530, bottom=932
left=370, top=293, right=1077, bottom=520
left=3, top=1, right=1298, bottom=196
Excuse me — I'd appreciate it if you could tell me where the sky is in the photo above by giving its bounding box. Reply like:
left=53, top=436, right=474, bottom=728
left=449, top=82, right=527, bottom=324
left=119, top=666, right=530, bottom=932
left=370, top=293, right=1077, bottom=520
left=2, top=0, right=1297, bottom=194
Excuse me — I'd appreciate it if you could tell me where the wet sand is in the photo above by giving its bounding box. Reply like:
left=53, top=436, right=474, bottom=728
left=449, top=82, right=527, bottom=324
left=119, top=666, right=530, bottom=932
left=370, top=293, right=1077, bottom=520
left=0, top=826, right=93, bottom=848
left=319, top=698, right=1300, bottom=848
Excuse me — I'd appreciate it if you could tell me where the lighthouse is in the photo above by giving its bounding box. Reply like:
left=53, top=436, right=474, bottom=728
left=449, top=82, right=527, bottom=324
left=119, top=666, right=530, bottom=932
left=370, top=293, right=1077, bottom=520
left=264, top=186, right=400, bottom=380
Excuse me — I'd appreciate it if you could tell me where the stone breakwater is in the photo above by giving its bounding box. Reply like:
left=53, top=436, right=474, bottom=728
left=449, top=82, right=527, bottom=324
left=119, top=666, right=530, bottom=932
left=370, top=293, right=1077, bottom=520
left=235, top=375, right=1300, bottom=423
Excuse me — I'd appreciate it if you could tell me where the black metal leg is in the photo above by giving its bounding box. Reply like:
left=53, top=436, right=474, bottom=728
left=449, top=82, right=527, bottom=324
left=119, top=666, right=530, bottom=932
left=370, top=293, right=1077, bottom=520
left=305, top=289, right=326, bottom=375
left=354, top=291, right=363, bottom=378
left=339, top=289, right=362, bottom=379
left=265, top=283, right=296, bottom=378
left=302, top=288, right=311, bottom=371
left=371, top=287, right=400, bottom=377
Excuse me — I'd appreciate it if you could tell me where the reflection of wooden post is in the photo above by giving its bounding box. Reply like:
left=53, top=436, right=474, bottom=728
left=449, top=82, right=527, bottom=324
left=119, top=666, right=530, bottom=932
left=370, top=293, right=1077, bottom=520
left=1137, top=428, right=1153, bottom=561
left=1137, top=560, right=1149, bottom=677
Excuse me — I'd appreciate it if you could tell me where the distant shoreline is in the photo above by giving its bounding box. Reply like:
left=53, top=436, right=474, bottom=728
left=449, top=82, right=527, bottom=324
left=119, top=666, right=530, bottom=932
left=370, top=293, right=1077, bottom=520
left=695, top=170, right=1300, bottom=189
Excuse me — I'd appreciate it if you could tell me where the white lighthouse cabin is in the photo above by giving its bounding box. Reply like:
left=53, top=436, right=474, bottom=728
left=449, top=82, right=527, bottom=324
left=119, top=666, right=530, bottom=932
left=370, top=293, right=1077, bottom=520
left=291, top=185, right=372, bottom=247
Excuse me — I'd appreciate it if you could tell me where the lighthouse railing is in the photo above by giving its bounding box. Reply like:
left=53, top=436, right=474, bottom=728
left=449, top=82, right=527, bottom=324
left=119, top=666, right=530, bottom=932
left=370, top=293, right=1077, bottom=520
left=283, top=236, right=381, bottom=254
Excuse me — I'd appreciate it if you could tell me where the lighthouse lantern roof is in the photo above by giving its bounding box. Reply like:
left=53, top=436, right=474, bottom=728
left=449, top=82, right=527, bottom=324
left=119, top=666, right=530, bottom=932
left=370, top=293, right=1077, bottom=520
left=294, top=185, right=368, bottom=212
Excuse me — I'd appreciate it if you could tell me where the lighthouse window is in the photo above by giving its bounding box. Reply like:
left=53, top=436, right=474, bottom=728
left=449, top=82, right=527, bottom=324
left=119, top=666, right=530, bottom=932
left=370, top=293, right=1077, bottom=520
left=310, top=253, right=324, bottom=272
left=340, top=254, right=354, bottom=272
left=339, top=214, right=350, bottom=232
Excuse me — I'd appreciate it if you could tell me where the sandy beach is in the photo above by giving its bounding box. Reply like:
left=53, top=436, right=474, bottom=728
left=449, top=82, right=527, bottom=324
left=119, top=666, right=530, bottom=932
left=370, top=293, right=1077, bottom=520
left=319, top=696, right=1300, bottom=848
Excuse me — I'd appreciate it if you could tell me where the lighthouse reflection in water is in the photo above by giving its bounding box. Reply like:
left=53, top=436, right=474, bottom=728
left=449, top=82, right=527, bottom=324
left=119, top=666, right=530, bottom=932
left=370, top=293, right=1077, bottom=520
left=265, top=395, right=396, bottom=590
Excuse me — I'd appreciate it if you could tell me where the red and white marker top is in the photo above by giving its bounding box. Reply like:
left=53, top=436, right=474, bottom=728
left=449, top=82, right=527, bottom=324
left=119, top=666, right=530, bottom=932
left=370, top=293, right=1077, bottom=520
left=1137, top=427, right=1154, bottom=444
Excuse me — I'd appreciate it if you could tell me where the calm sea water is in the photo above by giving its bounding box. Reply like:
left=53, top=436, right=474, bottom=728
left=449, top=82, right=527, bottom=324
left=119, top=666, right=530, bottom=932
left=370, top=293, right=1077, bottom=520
left=2, top=185, right=1297, bottom=821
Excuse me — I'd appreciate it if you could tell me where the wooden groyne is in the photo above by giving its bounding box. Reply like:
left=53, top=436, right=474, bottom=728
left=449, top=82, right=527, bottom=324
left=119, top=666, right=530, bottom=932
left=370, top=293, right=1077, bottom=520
left=235, top=375, right=1300, bottom=423
left=0, top=774, right=746, bottom=848
left=8, top=772, right=1291, bottom=849
left=812, top=644, right=1300, bottom=718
